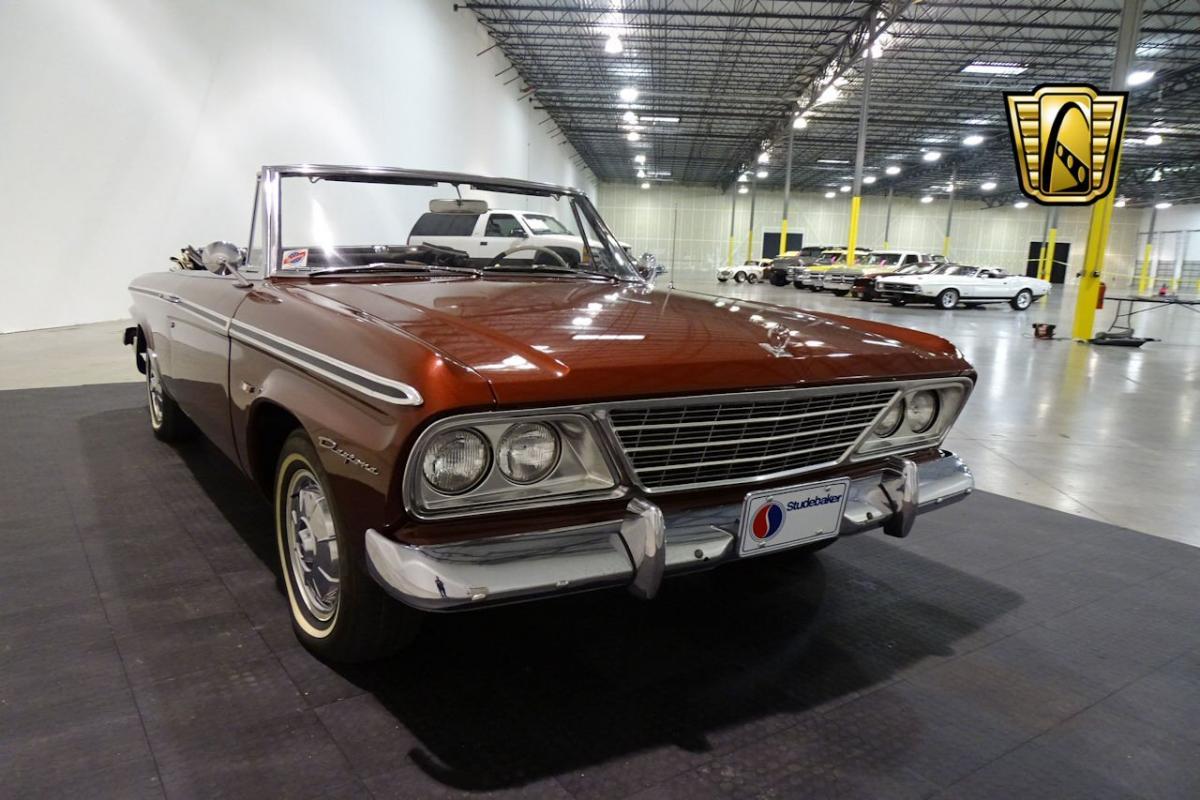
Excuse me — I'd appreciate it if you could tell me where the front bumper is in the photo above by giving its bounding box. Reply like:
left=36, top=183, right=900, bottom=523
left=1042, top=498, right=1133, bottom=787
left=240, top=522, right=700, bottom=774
left=366, top=451, right=973, bottom=611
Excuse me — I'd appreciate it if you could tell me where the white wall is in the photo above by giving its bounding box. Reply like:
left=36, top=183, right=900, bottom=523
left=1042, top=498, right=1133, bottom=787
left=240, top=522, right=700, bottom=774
left=599, top=183, right=1144, bottom=289
left=0, top=0, right=595, bottom=333
left=1135, top=204, right=1200, bottom=293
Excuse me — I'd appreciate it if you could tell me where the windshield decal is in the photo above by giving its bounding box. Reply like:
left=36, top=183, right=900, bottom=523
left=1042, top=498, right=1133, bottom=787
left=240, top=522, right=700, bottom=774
left=282, top=248, right=309, bottom=269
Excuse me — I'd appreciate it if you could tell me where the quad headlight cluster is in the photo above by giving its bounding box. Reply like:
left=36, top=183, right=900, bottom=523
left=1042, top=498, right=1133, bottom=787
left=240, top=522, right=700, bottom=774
left=853, top=380, right=970, bottom=459
left=410, top=414, right=620, bottom=516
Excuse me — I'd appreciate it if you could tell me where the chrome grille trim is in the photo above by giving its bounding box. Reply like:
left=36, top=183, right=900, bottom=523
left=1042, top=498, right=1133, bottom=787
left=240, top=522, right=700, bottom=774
left=603, top=383, right=904, bottom=492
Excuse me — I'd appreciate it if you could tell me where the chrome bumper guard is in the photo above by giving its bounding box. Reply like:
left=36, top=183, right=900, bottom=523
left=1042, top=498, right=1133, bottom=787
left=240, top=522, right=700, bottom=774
left=366, top=451, right=973, bottom=611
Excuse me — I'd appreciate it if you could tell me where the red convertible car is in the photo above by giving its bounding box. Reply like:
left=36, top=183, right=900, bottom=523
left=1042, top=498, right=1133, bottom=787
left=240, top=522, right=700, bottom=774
left=125, top=165, right=975, bottom=661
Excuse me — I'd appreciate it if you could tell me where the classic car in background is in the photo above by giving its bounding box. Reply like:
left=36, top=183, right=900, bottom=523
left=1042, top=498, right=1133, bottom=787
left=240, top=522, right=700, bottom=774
left=717, top=261, right=765, bottom=283
left=796, top=246, right=873, bottom=290
left=875, top=264, right=1051, bottom=309
left=126, top=165, right=975, bottom=662
left=817, top=251, right=940, bottom=296
left=853, top=261, right=943, bottom=300
left=765, top=245, right=832, bottom=286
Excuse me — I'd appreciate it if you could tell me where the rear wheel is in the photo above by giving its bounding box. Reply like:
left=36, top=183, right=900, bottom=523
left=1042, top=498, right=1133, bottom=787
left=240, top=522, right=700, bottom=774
left=275, top=431, right=419, bottom=662
left=1010, top=289, right=1033, bottom=310
left=809, top=285, right=822, bottom=293
left=889, top=297, right=907, bottom=307
left=832, top=290, right=849, bottom=297
left=747, top=272, right=760, bottom=284
left=769, top=273, right=788, bottom=287
left=936, top=288, right=960, bottom=310
left=717, top=276, right=728, bottom=283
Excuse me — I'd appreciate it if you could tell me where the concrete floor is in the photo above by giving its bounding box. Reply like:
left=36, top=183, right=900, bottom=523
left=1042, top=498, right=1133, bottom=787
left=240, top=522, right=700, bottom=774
left=2, top=280, right=1197, bottom=545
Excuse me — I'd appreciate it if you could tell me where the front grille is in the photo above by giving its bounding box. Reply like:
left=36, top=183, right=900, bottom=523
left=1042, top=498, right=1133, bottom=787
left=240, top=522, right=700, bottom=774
left=879, top=282, right=916, bottom=293
left=607, top=387, right=897, bottom=490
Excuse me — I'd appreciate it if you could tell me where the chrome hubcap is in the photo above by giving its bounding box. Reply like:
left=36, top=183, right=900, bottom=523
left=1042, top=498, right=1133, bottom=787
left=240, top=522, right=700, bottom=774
left=146, top=354, right=164, bottom=428
left=1017, top=293, right=1030, bottom=308
left=285, top=470, right=340, bottom=621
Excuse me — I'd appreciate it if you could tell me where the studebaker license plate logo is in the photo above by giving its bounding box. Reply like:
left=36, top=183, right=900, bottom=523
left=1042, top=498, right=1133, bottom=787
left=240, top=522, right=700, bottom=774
left=738, top=478, right=850, bottom=556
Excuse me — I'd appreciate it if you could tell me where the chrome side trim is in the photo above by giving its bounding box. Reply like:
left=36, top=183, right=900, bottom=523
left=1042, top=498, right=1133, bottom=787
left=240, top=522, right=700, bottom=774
left=228, top=320, right=423, bottom=406
left=368, top=451, right=973, bottom=611
left=129, top=286, right=230, bottom=334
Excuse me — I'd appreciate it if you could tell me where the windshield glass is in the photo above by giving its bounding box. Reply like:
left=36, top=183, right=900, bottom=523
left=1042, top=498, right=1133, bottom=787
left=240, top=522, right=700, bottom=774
left=897, top=263, right=939, bottom=275
left=936, top=265, right=979, bottom=276
left=864, top=252, right=902, bottom=266
left=523, top=213, right=572, bottom=235
left=276, top=174, right=639, bottom=280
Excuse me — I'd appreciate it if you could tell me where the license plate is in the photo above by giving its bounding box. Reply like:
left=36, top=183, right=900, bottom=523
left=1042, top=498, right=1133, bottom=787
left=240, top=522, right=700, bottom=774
left=737, top=478, right=850, bottom=557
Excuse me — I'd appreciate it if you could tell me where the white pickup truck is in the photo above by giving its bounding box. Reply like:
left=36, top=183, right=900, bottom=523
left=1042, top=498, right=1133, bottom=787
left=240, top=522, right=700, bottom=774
left=408, top=201, right=632, bottom=265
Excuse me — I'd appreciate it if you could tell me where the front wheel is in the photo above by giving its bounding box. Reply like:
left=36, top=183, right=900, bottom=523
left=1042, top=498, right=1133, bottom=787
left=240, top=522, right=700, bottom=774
left=793, top=280, right=806, bottom=290
left=275, top=431, right=419, bottom=662
left=936, top=288, right=960, bottom=310
left=889, top=298, right=907, bottom=307
left=733, top=270, right=747, bottom=283
left=1010, top=289, right=1033, bottom=310
left=146, top=350, right=192, bottom=442
left=831, top=290, right=849, bottom=297
left=769, top=273, right=788, bottom=287
left=861, top=287, right=876, bottom=301
left=809, top=285, right=822, bottom=293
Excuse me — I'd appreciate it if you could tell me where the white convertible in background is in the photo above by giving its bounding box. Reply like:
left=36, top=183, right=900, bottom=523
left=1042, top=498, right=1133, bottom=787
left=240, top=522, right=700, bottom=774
left=875, top=264, right=1051, bottom=310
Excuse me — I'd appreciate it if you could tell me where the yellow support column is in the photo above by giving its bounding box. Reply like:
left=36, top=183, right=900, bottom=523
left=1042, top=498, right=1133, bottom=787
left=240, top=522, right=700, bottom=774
left=943, top=235, right=951, bottom=258
left=1138, top=241, right=1153, bottom=293
left=780, top=219, right=789, bottom=256
left=1072, top=191, right=1117, bottom=340
left=846, top=196, right=862, bottom=266
left=727, top=235, right=736, bottom=267
left=1041, top=225, right=1058, bottom=282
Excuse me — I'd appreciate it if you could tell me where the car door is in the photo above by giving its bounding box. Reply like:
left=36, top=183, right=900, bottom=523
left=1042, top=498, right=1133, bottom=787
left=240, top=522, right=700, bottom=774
left=476, top=213, right=526, bottom=259
left=983, top=269, right=1014, bottom=299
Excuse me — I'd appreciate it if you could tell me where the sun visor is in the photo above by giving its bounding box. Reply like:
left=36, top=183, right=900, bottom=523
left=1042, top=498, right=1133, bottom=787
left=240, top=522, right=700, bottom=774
left=429, top=199, right=488, bottom=214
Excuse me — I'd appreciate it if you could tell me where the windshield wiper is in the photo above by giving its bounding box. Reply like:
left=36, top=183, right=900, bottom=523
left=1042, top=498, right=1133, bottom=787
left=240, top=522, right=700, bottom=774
left=483, top=263, right=618, bottom=280
left=309, top=263, right=479, bottom=277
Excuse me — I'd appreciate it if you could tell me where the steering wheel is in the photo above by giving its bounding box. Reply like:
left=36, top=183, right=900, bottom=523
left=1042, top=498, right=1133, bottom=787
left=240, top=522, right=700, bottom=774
left=488, top=244, right=571, bottom=269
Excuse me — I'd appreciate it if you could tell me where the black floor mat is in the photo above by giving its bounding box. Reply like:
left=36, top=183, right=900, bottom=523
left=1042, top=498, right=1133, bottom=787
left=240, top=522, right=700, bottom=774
left=2, top=383, right=1199, bottom=799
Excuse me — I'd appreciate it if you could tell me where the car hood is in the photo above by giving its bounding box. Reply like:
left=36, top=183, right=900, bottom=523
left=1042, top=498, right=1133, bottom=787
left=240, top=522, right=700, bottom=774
left=290, top=279, right=970, bottom=406
left=879, top=273, right=944, bottom=283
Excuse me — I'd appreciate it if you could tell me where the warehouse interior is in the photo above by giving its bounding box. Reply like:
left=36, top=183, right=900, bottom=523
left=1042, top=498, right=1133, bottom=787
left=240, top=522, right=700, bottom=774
left=3, top=1, right=1200, bottom=798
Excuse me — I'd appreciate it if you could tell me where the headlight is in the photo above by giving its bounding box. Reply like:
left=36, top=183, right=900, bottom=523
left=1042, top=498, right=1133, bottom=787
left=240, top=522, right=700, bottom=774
left=905, top=390, right=939, bottom=433
left=852, top=379, right=971, bottom=460
left=421, top=429, right=490, bottom=494
left=497, top=422, right=560, bottom=484
left=408, top=414, right=620, bottom=517
left=873, top=399, right=905, bottom=437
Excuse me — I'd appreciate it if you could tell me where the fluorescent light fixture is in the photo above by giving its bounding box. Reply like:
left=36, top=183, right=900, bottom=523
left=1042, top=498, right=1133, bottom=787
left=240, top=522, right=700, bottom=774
left=1127, top=69, right=1156, bottom=86
left=923, top=150, right=942, bottom=162
left=1145, top=133, right=1163, bottom=146
left=862, top=175, right=877, bottom=184
left=793, top=115, right=808, bottom=129
left=963, top=118, right=990, bottom=125
left=1151, top=169, right=1163, bottom=182
left=757, top=152, right=770, bottom=164
left=817, top=158, right=849, bottom=165
left=962, top=62, right=1026, bottom=76
left=816, top=86, right=841, bottom=105
left=981, top=181, right=997, bottom=191
left=640, top=181, right=650, bottom=190
left=1014, top=201, right=1029, bottom=209
left=1155, top=201, right=1172, bottom=209
left=756, top=169, right=768, bottom=178
left=642, top=116, right=679, bottom=123
left=920, top=196, right=933, bottom=204
left=619, top=87, right=639, bottom=103
left=1115, top=197, right=1127, bottom=208
left=634, top=154, right=646, bottom=164
left=885, top=165, right=901, bottom=176
left=839, top=185, right=850, bottom=193
left=824, top=191, right=836, bottom=198
left=622, top=110, right=638, bottom=124
left=963, top=134, right=985, bottom=146
left=627, top=131, right=640, bottom=142
left=738, top=185, right=749, bottom=194
left=636, top=169, right=645, bottom=178
left=604, top=34, right=623, bottom=54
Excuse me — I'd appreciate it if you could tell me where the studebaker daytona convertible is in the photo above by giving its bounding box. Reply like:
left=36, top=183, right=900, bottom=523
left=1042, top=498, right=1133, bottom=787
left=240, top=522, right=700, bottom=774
left=126, top=165, right=976, bottom=662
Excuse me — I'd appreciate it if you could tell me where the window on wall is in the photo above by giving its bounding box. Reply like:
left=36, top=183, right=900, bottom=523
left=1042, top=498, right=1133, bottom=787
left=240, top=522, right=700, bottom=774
left=485, top=214, right=524, bottom=237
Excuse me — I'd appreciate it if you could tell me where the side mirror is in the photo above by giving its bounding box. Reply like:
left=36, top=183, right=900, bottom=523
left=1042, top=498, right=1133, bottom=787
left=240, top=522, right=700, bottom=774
left=513, top=229, right=528, bottom=239
left=201, top=241, right=252, bottom=287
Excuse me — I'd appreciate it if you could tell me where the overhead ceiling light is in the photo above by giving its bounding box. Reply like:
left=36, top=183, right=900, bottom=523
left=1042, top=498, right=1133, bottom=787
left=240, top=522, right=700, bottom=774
left=839, top=185, right=851, bottom=192
left=626, top=131, right=640, bottom=141
left=962, top=62, right=1026, bottom=76
left=816, top=86, right=842, bottom=105
left=862, top=175, right=877, bottom=184
left=1127, top=69, right=1156, bottom=86
left=946, top=184, right=955, bottom=193
left=963, top=118, right=991, bottom=125
left=622, top=110, right=638, bottom=124
left=756, top=169, right=768, bottom=178
left=619, top=86, right=639, bottom=103
left=920, top=195, right=933, bottom=204
left=738, top=185, right=749, bottom=194
left=757, top=152, right=770, bottom=164
left=1145, top=133, right=1163, bottom=146
left=1115, top=197, right=1127, bottom=208
left=981, top=181, right=997, bottom=191
left=824, top=191, right=836, bottom=199
left=1014, top=200, right=1029, bottom=209
left=885, top=165, right=901, bottom=175
left=923, top=150, right=942, bottom=162
left=737, top=173, right=748, bottom=182
left=640, top=181, right=650, bottom=190
left=1151, top=169, right=1163, bottom=182
left=634, top=154, right=646, bottom=164
left=962, top=134, right=985, bottom=146
left=1155, top=201, right=1172, bottom=209
left=604, top=34, right=624, bottom=54
left=817, top=158, right=849, bottom=165
left=642, top=115, right=680, bottom=123
left=793, top=115, right=809, bottom=129
left=636, top=169, right=645, bottom=179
